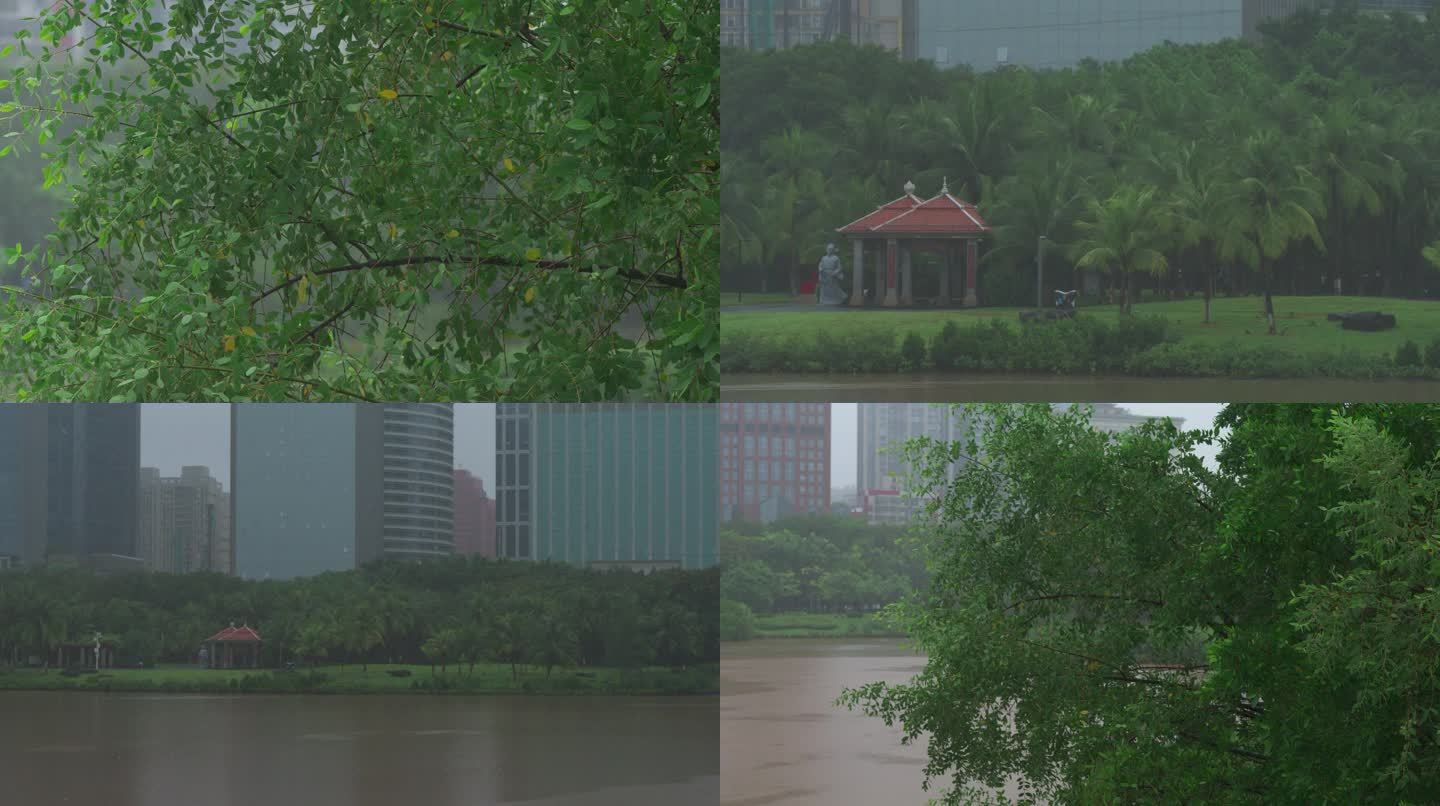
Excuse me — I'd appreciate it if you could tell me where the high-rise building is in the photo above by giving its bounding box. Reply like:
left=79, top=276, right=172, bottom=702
left=857, top=403, right=971, bottom=524
left=138, top=466, right=231, bottom=574
left=453, top=468, right=496, bottom=558
left=0, top=405, right=48, bottom=568
left=720, top=402, right=831, bottom=523
left=722, top=0, right=912, bottom=53
left=45, top=404, right=142, bottom=566
left=230, top=404, right=385, bottom=580
left=495, top=404, right=718, bottom=569
left=381, top=404, right=455, bottom=561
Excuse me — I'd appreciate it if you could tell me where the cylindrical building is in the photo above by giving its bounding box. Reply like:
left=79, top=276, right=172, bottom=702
left=381, top=404, right=455, bottom=560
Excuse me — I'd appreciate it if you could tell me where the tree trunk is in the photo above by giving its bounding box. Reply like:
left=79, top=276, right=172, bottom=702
left=1204, top=268, right=1213, bottom=324
left=1263, top=268, right=1277, bottom=335
left=1121, top=271, right=1133, bottom=316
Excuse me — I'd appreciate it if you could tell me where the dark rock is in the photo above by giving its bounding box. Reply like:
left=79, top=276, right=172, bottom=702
left=386, top=669, right=412, bottom=678
left=1336, top=311, right=1397, bottom=331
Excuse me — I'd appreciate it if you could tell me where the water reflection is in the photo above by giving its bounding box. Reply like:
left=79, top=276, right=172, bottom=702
left=2, top=692, right=718, bottom=806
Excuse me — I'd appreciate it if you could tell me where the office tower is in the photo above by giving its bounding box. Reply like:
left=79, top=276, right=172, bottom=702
left=453, top=469, right=497, bottom=558
left=495, top=404, right=718, bottom=569
left=138, top=466, right=231, bottom=574
left=720, top=402, right=831, bottom=523
left=857, top=403, right=971, bottom=524
left=230, top=404, right=384, bottom=580
left=721, top=0, right=912, bottom=54
left=45, top=404, right=142, bottom=566
left=0, top=405, right=48, bottom=568
left=381, top=404, right=455, bottom=561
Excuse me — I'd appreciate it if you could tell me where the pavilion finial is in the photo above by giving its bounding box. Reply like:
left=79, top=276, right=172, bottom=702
left=942, top=176, right=950, bottom=195
left=903, top=179, right=915, bottom=196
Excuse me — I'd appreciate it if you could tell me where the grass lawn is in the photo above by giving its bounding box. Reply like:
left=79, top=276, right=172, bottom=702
left=723, top=295, right=1440, bottom=366
left=722, top=291, right=797, bottom=307
left=0, top=662, right=719, bottom=696
left=753, top=611, right=903, bottom=639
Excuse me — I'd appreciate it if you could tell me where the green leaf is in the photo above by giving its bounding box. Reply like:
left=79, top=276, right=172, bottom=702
left=565, top=118, right=593, bottom=131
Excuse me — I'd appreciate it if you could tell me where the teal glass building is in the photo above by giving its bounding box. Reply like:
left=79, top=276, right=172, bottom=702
left=230, top=404, right=386, bottom=580
left=915, top=0, right=1244, bottom=71
left=496, top=404, right=718, bottom=569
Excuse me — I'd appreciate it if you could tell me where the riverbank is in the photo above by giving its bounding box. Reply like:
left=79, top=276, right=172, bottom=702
left=0, top=662, right=720, bottom=696
left=746, top=612, right=904, bottom=640
left=722, top=296, right=1440, bottom=380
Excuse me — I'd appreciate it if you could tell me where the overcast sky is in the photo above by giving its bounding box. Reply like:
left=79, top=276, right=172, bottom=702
left=829, top=403, right=1226, bottom=488
left=139, top=404, right=496, bottom=491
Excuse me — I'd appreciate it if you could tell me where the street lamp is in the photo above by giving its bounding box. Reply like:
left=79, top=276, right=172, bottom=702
left=1036, top=235, right=1049, bottom=309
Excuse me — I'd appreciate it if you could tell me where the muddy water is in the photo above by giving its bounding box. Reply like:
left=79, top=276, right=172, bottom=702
left=722, top=639, right=942, bottom=806
left=0, top=691, right=718, bottom=806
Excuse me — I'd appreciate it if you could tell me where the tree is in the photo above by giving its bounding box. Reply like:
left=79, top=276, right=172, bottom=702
left=1071, top=185, right=1169, bottom=315
left=1167, top=157, right=1250, bottom=324
left=1232, top=130, right=1327, bottom=334
left=0, top=0, right=717, bottom=401
left=839, top=403, right=1440, bottom=803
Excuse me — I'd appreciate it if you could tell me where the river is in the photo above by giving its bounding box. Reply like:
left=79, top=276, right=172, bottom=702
left=0, top=691, right=718, bottom=806
left=721, top=373, right=1440, bottom=402
left=722, top=638, right=959, bottom=806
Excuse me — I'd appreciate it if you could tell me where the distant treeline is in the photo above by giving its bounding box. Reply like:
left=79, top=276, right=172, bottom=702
left=723, top=4, right=1440, bottom=309
left=0, top=559, right=719, bottom=674
left=721, top=514, right=927, bottom=614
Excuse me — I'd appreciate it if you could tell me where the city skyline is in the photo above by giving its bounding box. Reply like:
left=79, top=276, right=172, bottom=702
left=137, top=404, right=497, bottom=490
left=830, top=403, right=1225, bottom=487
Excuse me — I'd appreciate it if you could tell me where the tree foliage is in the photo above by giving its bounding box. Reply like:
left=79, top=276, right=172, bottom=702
left=0, top=0, right=717, bottom=401
left=0, top=557, right=719, bottom=673
left=722, top=12, right=1440, bottom=314
left=721, top=514, right=926, bottom=614
left=839, top=403, right=1440, bottom=804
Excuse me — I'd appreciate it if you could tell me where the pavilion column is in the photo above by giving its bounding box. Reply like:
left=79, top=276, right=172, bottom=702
left=964, top=239, right=979, bottom=307
left=849, top=239, right=864, bottom=306
left=900, top=244, right=913, bottom=305
left=873, top=242, right=883, bottom=304
left=883, top=238, right=899, bottom=307
left=939, top=243, right=952, bottom=306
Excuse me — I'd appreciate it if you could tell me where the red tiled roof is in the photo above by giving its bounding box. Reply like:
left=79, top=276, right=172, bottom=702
left=837, top=186, right=991, bottom=237
left=205, top=625, right=263, bottom=642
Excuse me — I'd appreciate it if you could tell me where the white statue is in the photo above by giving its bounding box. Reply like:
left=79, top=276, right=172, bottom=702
left=817, top=243, right=846, bottom=306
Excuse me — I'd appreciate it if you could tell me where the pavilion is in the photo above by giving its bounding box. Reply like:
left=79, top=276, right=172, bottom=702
left=202, top=624, right=263, bottom=669
left=52, top=635, right=116, bottom=670
left=837, top=179, right=992, bottom=307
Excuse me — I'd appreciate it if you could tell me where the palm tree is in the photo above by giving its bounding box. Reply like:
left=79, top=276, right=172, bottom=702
left=1167, top=158, right=1250, bottom=324
left=758, top=126, right=834, bottom=293
left=1307, top=99, right=1397, bottom=295
left=981, top=162, right=1086, bottom=299
left=1071, top=185, right=1169, bottom=315
left=1232, top=131, right=1327, bottom=335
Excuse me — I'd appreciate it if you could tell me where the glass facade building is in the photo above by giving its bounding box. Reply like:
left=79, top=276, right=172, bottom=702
left=230, top=404, right=385, bottom=580
left=0, top=405, right=48, bottom=567
left=496, top=404, right=718, bottom=569
left=381, top=404, right=455, bottom=561
left=915, top=0, right=1244, bottom=71
left=45, top=404, right=141, bottom=561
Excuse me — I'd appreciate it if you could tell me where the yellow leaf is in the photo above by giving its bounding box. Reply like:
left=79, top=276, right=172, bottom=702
left=377, top=89, right=398, bottom=101
left=297, top=275, right=310, bottom=305
left=362, top=111, right=373, bottom=128
left=524, top=247, right=541, bottom=261
left=445, top=229, right=460, bottom=239
left=388, top=223, right=398, bottom=239
left=241, top=326, right=257, bottom=337
left=441, top=50, right=452, bottom=61
left=503, top=157, right=517, bottom=173
left=302, top=384, right=313, bottom=399
left=137, top=218, right=146, bottom=229
left=223, top=335, right=236, bottom=352
left=524, top=287, right=537, bottom=304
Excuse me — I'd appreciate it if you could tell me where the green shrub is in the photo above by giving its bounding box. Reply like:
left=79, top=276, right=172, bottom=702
left=720, top=599, right=757, bottom=641
left=899, top=332, right=927, bottom=370
left=929, top=321, right=965, bottom=370
left=1424, top=338, right=1440, bottom=370
left=1396, top=340, right=1422, bottom=368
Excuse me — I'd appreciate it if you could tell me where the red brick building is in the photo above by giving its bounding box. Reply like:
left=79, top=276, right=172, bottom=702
left=720, top=403, right=831, bottom=523
left=453, top=468, right=496, bottom=558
